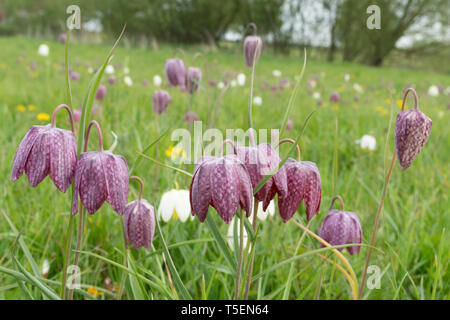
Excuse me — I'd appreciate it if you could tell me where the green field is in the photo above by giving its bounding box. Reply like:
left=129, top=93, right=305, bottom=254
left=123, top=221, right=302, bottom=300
left=0, top=36, right=448, bottom=300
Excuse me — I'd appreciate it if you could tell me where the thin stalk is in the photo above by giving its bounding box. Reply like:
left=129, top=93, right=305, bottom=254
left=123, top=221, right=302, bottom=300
left=234, top=210, right=245, bottom=300
left=247, top=53, right=257, bottom=129
left=243, top=199, right=259, bottom=299
left=290, top=219, right=358, bottom=300
left=68, top=207, right=85, bottom=300
left=61, top=214, right=74, bottom=299
left=358, top=88, right=415, bottom=299
left=117, top=215, right=128, bottom=300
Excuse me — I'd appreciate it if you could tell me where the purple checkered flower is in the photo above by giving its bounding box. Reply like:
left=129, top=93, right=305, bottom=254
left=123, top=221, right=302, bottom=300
left=165, top=58, right=186, bottom=90
left=152, top=90, right=172, bottom=114
left=11, top=104, right=77, bottom=193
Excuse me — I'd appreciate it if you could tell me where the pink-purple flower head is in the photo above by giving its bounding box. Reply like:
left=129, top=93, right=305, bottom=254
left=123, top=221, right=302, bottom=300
left=237, top=142, right=287, bottom=211
left=394, top=88, right=432, bottom=170
left=95, top=85, right=107, bottom=101
left=187, top=67, right=202, bottom=94
left=184, top=111, right=199, bottom=123
left=165, top=58, right=186, bottom=90
left=278, top=158, right=321, bottom=222
left=11, top=104, right=77, bottom=193
left=152, top=90, right=172, bottom=115
left=244, top=35, right=262, bottom=67
left=318, top=196, right=362, bottom=255
left=124, top=176, right=155, bottom=251
left=72, top=121, right=129, bottom=215
left=189, top=154, right=253, bottom=224
left=330, top=91, right=340, bottom=103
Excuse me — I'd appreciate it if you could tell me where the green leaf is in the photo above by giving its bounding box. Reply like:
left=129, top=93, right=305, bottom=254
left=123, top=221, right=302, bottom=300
left=205, top=214, right=237, bottom=272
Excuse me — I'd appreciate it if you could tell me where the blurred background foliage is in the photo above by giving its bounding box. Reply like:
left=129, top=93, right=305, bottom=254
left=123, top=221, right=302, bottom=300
left=0, top=0, right=449, bottom=71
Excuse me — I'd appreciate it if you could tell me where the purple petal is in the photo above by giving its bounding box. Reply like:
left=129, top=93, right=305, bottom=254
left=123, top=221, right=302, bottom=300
left=102, top=152, right=129, bottom=215
left=79, top=153, right=108, bottom=214
left=24, top=130, right=51, bottom=187
left=190, top=163, right=212, bottom=222
left=49, top=128, right=77, bottom=193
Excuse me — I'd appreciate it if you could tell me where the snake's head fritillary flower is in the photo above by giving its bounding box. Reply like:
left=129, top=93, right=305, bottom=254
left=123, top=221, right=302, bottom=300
left=187, top=67, right=202, bottom=94
left=286, top=119, right=293, bottom=131
left=11, top=104, right=77, bottom=193
left=330, top=92, right=340, bottom=103
left=244, top=36, right=262, bottom=67
left=108, top=75, right=116, bottom=85
left=395, top=88, right=432, bottom=170
left=319, top=197, right=362, bottom=255
left=189, top=155, right=253, bottom=224
left=237, top=143, right=287, bottom=211
left=158, top=189, right=191, bottom=222
left=165, top=58, right=186, bottom=89
left=72, top=121, right=129, bottom=215
left=278, top=159, right=321, bottom=222
left=152, top=90, right=172, bottom=115
left=124, top=199, right=155, bottom=251
left=59, top=33, right=67, bottom=44
left=184, top=111, right=199, bottom=123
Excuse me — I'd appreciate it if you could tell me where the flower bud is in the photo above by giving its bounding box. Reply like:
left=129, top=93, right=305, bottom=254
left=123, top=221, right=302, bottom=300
left=95, top=85, right=107, bottom=101
left=165, top=58, right=186, bottom=90
left=244, top=36, right=262, bottom=67
left=187, top=67, right=202, bottom=94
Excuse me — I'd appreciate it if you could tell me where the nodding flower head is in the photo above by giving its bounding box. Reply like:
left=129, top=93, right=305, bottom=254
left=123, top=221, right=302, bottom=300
left=394, top=88, right=432, bottom=170
left=95, top=85, right=107, bottom=101
left=278, top=158, right=321, bottom=222
left=189, top=152, right=253, bottom=224
left=152, top=90, right=172, bottom=115
left=165, top=58, right=186, bottom=90
left=72, top=121, right=129, bottom=215
left=184, top=111, right=199, bottom=123
left=330, top=92, right=340, bottom=103
left=59, top=33, right=67, bottom=44
left=244, top=36, right=262, bottom=67
left=11, top=104, right=77, bottom=193
left=318, top=196, right=362, bottom=255
left=187, top=67, right=202, bottom=94
left=124, top=177, right=155, bottom=251
left=237, top=140, right=287, bottom=211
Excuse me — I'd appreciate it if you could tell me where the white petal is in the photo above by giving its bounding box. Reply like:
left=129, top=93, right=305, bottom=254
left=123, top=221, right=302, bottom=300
left=158, top=191, right=175, bottom=222
left=174, top=190, right=191, bottom=222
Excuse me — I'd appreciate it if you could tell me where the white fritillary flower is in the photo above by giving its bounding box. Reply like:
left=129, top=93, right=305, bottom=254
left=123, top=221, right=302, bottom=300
left=355, top=134, right=376, bottom=151
left=38, top=44, right=49, bottom=57
left=158, top=189, right=191, bottom=222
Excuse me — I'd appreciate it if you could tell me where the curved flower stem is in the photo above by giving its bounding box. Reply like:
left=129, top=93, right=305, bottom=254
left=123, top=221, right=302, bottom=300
left=130, top=176, right=144, bottom=201
left=117, top=215, right=128, bottom=300
left=276, top=138, right=301, bottom=161
left=51, top=104, right=75, bottom=132
left=290, top=219, right=359, bottom=300
left=232, top=22, right=257, bottom=71
left=84, top=120, right=104, bottom=152
left=329, top=195, right=344, bottom=211
left=358, top=88, right=412, bottom=299
left=243, top=198, right=259, bottom=299
left=220, top=139, right=238, bottom=156
left=68, top=206, right=86, bottom=300
left=234, top=209, right=245, bottom=300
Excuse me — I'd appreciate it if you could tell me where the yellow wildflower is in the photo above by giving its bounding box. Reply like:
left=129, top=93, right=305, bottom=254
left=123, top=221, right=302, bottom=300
left=375, top=106, right=388, bottom=116
left=331, top=105, right=339, bottom=111
left=36, top=113, right=50, bottom=121
left=17, top=105, right=26, bottom=112
left=396, top=99, right=408, bottom=109
left=165, top=145, right=187, bottom=161
left=87, top=286, right=104, bottom=298
left=385, top=98, right=391, bottom=104
left=28, top=104, right=37, bottom=111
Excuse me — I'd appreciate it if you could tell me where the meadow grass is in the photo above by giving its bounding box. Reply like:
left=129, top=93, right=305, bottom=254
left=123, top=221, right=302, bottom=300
left=0, top=36, right=448, bottom=300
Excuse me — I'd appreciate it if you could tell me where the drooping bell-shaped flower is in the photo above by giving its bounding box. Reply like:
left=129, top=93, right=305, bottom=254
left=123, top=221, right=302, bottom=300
left=124, top=177, right=155, bottom=251
left=394, top=88, right=432, bottom=170
left=72, top=121, right=129, bottom=215
left=158, top=189, right=191, bottom=222
left=165, top=58, right=186, bottom=90
left=237, top=141, right=287, bottom=211
left=189, top=155, right=253, bottom=223
left=187, top=67, right=202, bottom=94
left=244, top=36, right=262, bottom=67
left=95, top=85, right=107, bottom=101
left=11, top=104, right=77, bottom=193
left=278, top=158, right=321, bottom=222
left=318, top=196, right=362, bottom=255
left=152, top=90, right=172, bottom=115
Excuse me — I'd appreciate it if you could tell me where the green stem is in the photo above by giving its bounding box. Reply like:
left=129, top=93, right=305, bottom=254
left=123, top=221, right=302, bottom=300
left=117, top=215, right=128, bottom=300
left=68, top=208, right=86, bottom=300
left=243, top=199, right=258, bottom=299
left=234, top=210, right=245, bottom=300
left=247, top=56, right=256, bottom=129
left=61, top=214, right=74, bottom=299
